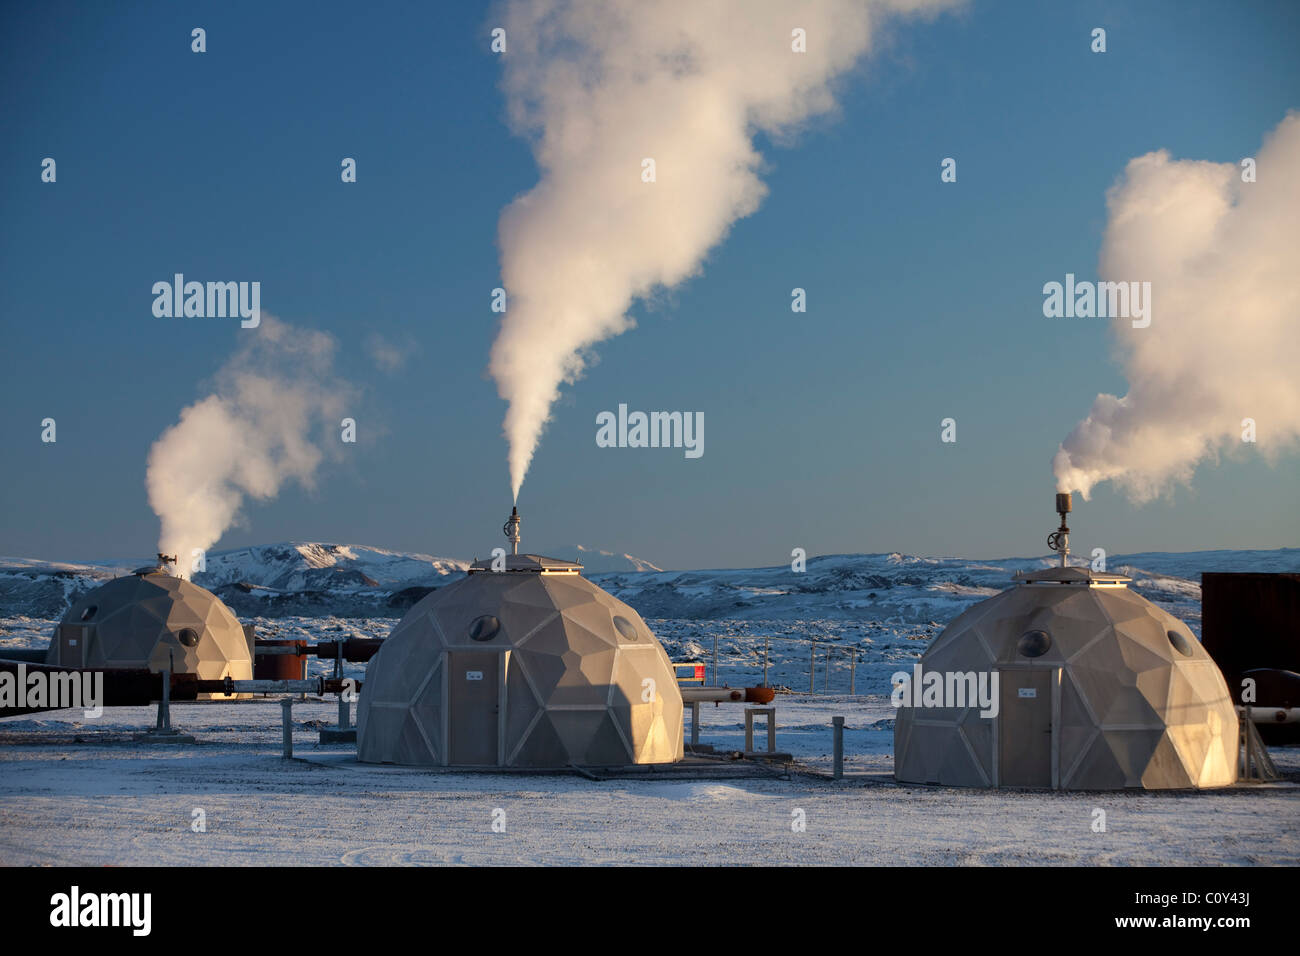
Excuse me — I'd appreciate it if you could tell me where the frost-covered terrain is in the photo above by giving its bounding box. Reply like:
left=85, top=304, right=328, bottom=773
left=0, top=697, right=1296, bottom=866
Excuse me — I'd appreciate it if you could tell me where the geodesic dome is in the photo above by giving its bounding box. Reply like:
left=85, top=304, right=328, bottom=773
left=358, top=554, right=684, bottom=768
left=46, top=568, right=253, bottom=693
left=894, top=566, right=1237, bottom=790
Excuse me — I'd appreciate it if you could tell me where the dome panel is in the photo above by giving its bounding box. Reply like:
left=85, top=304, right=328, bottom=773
left=513, top=613, right=569, bottom=656
left=1101, top=728, right=1167, bottom=785
left=552, top=647, right=617, bottom=706
left=396, top=711, right=439, bottom=765
left=514, top=646, right=569, bottom=702
left=513, top=712, right=570, bottom=766
left=356, top=703, right=406, bottom=763
left=1139, top=732, right=1195, bottom=789
left=559, top=619, right=620, bottom=657
left=1115, top=631, right=1177, bottom=674
left=368, top=623, right=443, bottom=705
left=540, top=576, right=604, bottom=609
left=956, top=710, right=994, bottom=783
left=408, top=662, right=445, bottom=763
left=557, top=601, right=624, bottom=646
left=1065, top=732, right=1129, bottom=789
left=503, top=657, right=542, bottom=755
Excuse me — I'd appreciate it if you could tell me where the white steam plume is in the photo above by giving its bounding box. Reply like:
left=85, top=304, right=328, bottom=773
left=146, top=317, right=352, bottom=577
left=491, top=0, right=959, bottom=501
left=1054, top=113, right=1300, bottom=501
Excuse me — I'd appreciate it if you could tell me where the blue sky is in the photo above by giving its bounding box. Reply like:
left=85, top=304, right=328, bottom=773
left=2, top=0, right=1297, bottom=569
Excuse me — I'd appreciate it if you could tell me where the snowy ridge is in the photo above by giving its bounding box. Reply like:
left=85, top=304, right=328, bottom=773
left=587, top=548, right=1300, bottom=625
left=539, top=545, right=663, bottom=573
left=192, top=542, right=468, bottom=592
left=0, top=545, right=1294, bottom=623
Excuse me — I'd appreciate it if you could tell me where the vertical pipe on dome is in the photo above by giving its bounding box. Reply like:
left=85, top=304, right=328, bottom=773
left=1049, top=493, right=1072, bottom=567
left=504, top=507, right=521, bottom=556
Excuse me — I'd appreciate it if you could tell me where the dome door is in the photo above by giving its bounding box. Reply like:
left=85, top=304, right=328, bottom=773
left=448, top=652, right=501, bottom=766
left=58, top=624, right=91, bottom=668
left=997, top=668, right=1058, bottom=788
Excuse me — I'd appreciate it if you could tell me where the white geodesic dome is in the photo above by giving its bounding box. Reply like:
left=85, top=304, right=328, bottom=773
left=47, top=568, right=253, bottom=689
left=894, top=567, right=1237, bottom=790
left=359, top=555, right=684, bottom=768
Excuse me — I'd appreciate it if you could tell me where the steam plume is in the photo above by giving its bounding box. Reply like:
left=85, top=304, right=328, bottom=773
left=146, top=317, right=352, bottom=577
left=1054, top=114, right=1300, bottom=500
left=491, top=0, right=959, bottom=500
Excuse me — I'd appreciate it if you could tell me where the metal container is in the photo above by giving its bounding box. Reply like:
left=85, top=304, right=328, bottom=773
left=1201, top=572, right=1300, bottom=744
left=253, top=639, right=308, bottom=681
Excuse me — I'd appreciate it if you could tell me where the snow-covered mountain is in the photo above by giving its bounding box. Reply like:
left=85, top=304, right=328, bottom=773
left=0, top=544, right=1294, bottom=626
left=192, top=542, right=467, bottom=592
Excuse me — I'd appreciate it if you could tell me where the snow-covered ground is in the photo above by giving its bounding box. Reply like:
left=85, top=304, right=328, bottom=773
left=0, top=696, right=1295, bottom=866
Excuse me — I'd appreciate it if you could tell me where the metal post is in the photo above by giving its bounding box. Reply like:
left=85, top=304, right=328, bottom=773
left=824, top=645, right=831, bottom=693
left=281, top=698, right=294, bottom=759
left=156, top=667, right=171, bottom=731
left=689, top=700, right=700, bottom=747
left=849, top=648, right=857, bottom=695
left=767, top=709, right=777, bottom=753
left=712, top=636, right=718, bottom=686
left=832, top=716, right=844, bottom=779
left=809, top=642, right=816, bottom=694
left=335, top=641, right=350, bottom=729
left=762, top=637, right=769, bottom=688
left=1240, top=708, right=1251, bottom=780
left=744, top=709, right=754, bottom=752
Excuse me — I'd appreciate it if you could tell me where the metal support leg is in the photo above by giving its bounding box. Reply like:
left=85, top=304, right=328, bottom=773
left=156, top=667, right=171, bottom=731
left=745, top=707, right=777, bottom=754
left=690, top=700, right=700, bottom=747
left=832, top=715, right=845, bottom=779
left=281, top=698, right=294, bottom=759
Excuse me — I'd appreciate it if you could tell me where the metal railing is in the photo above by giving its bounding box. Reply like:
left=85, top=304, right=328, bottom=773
left=674, top=634, right=864, bottom=694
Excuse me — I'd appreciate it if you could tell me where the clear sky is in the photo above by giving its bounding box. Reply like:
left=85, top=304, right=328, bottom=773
left=2, top=0, right=1297, bottom=570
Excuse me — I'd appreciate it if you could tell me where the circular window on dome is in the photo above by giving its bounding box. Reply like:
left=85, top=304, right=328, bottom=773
left=1017, top=629, right=1052, bottom=658
left=80, top=605, right=97, bottom=622
left=1167, top=629, right=1194, bottom=657
left=177, top=628, right=200, bottom=647
left=469, top=615, right=501, bottom=642
left=613, top=616, right=640, bottom=642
